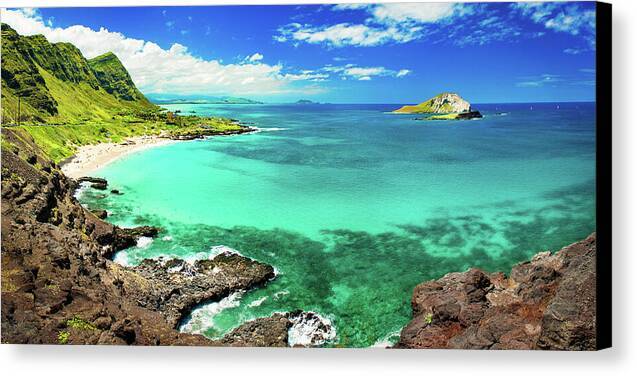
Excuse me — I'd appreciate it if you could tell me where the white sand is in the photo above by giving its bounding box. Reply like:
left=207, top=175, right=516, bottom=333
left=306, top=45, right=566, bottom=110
left=61, top=136, right=176, bottom=179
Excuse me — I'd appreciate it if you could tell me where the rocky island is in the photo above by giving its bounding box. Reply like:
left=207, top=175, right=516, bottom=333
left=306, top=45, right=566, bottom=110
left=393, top=92, right=483, bottom=120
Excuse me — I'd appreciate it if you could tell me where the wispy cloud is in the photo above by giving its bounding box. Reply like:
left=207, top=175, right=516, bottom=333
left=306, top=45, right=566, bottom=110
left=275, top=22, right=423, bottom=47
left=276, top=2, right=597, bottom=49
left=516, top=69, right=596, bottom=88
left=275, top=3, right=471, bottom=48
left=321, top=64, right=410, bottom=81
left=511, top=2, right=596, bottom=46
left=516, top=74, right=562, bottom=87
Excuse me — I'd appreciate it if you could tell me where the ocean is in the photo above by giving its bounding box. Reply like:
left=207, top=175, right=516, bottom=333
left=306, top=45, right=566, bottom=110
left=77, top=102, right=596, bottom=347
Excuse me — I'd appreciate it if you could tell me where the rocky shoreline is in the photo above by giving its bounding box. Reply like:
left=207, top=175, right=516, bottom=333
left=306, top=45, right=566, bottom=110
left=0, top=127, right=325, bottom=346
left=395, top=233, right=597, bottom=350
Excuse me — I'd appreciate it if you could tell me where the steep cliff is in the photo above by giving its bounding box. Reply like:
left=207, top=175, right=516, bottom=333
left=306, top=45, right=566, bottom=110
left=1, top=23, right=155, bottom=124
left=395, top=234, right=597, bottom=350
left=88, top=52, right=151, bottom=104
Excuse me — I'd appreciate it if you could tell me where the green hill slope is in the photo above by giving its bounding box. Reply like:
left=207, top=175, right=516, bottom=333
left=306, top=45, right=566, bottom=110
left=393, top=92, right=471, bottom=114
left=1, top=24, right=248, bottom=164
left=1, top=23, right=156, bottom=124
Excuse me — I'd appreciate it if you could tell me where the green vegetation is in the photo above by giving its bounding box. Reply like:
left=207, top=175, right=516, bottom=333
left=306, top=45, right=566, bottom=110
left=1, top=23, right=155, bottom=124
left=12, top=113, right=244, bottom=163
left=66, top=316, right=96, bottom=331
left=88, top=52, right=151, bottom=104
left=423, top=313, right=433, bottom=325
left=392, top=92, right=471, bottom=114
left=1, top=23, right=248, bottom=163
left=427, top=113, right=461, bottom=120
left=57, top=330, right=70, bottom=344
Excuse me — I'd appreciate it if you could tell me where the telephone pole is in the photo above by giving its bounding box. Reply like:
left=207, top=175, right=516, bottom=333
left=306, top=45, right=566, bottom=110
left=17, top=95, right=21, bottom=126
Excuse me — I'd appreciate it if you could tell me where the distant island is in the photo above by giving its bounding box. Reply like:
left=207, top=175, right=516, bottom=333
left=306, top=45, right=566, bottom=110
left=393, top=92, right=482, bottom=120
left=149, top=95, right=263, bottom=105
left=295, top=99, right=319, bottom=104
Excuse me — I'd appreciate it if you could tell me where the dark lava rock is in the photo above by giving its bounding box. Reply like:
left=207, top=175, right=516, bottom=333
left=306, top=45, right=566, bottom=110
left=111, top=226, right=162, bottom=253
left=395, top=233, right=597, bottom=350
left=75, top=176, right=108, bottom=190
left=455, top=110, right=483, bottom=119
left=127, top=252, right=275, bottom=327
left=169, top=125, right=256, bottom=141
left=90, top=182, right=107, bottom=190
left=1, top=128, right=279, bottom=346
left=90, top=209, right=108, bottom=219
left=214, top=310, right=335, bottom=348
left=110, top=189, right=122, bottom=195
left=217, top=313, right=292, bottom=347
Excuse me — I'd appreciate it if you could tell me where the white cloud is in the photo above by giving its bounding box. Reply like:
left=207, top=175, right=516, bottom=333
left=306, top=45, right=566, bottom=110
left=321, top=64, right=409, bottom=81
left=396, top=69, right=411, bottom=78
left=370, top=3, right=460, bottom=24
left=247, top=52, right=263, bottom=62
left=1, top=9, right=326, bottom=96
left=276, top=3, right=469, bottom=48
left=564, top=47, right=587, bottom=55
left=516, top=74, right=562, bottom=87
left=511, top=3, right=596, bottom=41
left=276, top=22, right=422, bottom=47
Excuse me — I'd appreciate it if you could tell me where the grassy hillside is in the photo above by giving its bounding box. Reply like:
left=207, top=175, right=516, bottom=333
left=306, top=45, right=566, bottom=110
left=1, top=23, right=247, bottom=164
left=1, top=23, right=156, bottom=124
left=89, top=52, right=152, bottom=104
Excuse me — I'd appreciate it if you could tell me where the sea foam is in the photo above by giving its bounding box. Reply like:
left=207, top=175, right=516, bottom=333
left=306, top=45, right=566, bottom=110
left=179, top=291, right=244, bottom=335
left=288, top=312, right=336, bottom=347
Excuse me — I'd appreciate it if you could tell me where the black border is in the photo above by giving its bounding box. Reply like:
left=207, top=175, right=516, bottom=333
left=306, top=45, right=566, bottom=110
left=595, top=1, right=612, bottom=350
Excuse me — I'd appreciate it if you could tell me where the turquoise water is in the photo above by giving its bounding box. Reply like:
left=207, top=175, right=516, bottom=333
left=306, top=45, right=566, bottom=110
left=79, top=102, right=596, bottom=347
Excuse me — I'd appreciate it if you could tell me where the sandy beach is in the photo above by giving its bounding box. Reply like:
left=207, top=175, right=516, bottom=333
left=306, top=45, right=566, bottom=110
left=61, top=135, right=176, bottom=179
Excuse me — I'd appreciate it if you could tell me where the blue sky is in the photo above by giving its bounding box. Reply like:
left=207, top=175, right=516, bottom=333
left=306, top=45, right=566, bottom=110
left=4, top=2, right=597, bottom=103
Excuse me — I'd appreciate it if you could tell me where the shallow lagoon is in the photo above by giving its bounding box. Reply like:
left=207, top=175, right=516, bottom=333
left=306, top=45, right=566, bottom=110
left=79, top=102, right=596, bottom=347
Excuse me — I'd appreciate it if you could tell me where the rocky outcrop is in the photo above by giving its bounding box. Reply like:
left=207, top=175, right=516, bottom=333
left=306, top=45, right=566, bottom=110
left=169, top=125, right=256, bottom=140
left=0, top=128, right=282, bottom=346
left=218, top=310, right=335, bottom=348
left=393, top=93, right=472, bottom=114
left=422, top=110, right=484, bottom=121
left=395, top=233, right=597, bottom=350
left=124, top=254, right=275, bottom=327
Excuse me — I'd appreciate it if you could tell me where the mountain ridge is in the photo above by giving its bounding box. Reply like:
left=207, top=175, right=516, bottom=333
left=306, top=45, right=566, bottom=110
left=1, top=23, right=155, bottom=124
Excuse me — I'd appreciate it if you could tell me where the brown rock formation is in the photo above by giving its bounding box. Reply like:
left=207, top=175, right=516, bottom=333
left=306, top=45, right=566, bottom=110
left=0, top=128, right=278, bottom=346
left=395, top=233, right=597, bottom=350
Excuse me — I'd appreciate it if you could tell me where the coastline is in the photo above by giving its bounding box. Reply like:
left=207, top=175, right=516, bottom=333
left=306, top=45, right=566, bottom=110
left=60, top=135, right=176, bottom=179
left=60, top=125, right=258, bottom=179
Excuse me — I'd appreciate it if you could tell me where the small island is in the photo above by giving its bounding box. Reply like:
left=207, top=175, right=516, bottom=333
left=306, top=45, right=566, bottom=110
left=393, top=92, right=482, bottom=120
left=295, top=99, right=319, bottom=104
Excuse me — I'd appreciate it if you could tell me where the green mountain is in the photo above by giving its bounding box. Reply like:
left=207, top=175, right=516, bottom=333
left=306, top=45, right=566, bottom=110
left=392, top=92, right=472, bottom=114
left=88, top=52, right=151, bottom=104
left=1, top=23, right=155, bottom=124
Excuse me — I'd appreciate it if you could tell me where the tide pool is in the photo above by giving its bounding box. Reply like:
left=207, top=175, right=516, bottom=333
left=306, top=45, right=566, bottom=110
left=78, top=102, right=596, bottom=347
